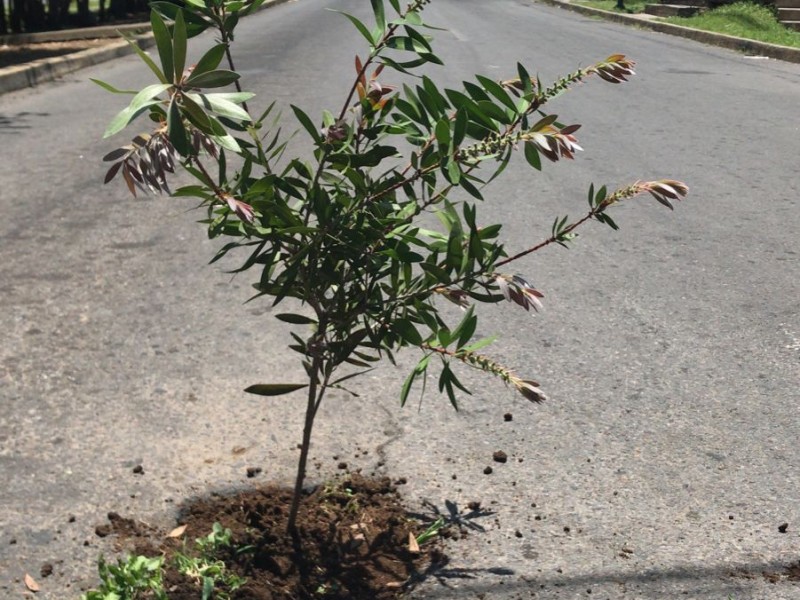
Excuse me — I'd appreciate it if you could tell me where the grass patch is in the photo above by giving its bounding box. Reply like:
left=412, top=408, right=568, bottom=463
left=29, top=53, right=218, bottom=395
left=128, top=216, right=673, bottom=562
left=663, top=2, right=800, bottom=48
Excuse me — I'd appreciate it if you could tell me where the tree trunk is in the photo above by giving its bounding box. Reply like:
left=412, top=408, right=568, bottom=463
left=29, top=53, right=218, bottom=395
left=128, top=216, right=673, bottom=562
left=24, top=0, right=46, bottom=31
left=0, top=0, right=8, bottom=34
left=10, top=0, right=24, bottom=32
left=286, top=357, right=324, bottom=539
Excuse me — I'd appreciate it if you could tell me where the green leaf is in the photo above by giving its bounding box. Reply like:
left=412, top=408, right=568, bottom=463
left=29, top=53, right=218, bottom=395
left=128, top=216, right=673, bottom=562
left=104, top=83, right=170, bottom=137
left=452, top=108, right=467, bottom=147
left=151, top=1, right=211, bottom=37
left=185, top=69, right=240, bottom=88
left=476, top=100, right=511, bottom=125
left=455, top=309, right=477, bottom=349
left=275, top=313, right=317, bottom=325
left=401, top=355, right=430, bottom=406
left=385, top=36, right=429, bottom=53
left=476, top=74, right=517, bottom=111
left=168, top=96, right=191, bottom=156
left=180, top=94, right=214, bottom=133
left=121, top=32, right=167, bottom=83
left=523, top=141, right=541, bottom=171
left=207, top=113, right=241, bottom=153
left=290, top=105, right=322, bottom=143
left=190, top=93, right=251, bottom=121
left=172, top=9, right=188, bottom=81
left=400, top=368, right=417, bottom=407
left=434, top=118, right=450, bottom=150
left=532, top=113, right=558, bottom=131
left=331, top=10, right=375, bottom=46
left=462, top=336, right=496, bottom=353
left=91, top=78, right=137, bottom=94
left=192, top=44, right=227, bottom=78
left=445, top=159, right=461, bottom=185
left=444, top=89, right=496, bottom=131
left=371, top=0, right=386, bottom=32
left=244, top=383, right=308, bottom=396
left=202, top=577, right=213, bottom=600
left=517, top=62, right=533, bottom=96
left=459, top=175, right=483, bottom=200
left=150, top=10, right=174, bottom=83
left=208, top=91, right=255, bottom=104
left=394, top=318, right=423, bottom=346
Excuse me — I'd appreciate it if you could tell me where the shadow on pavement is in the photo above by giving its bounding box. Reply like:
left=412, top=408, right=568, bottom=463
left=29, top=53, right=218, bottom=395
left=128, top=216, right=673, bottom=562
left=0, top=112, right=48, bottom=134
left=415, top=557, right=800, bottom=598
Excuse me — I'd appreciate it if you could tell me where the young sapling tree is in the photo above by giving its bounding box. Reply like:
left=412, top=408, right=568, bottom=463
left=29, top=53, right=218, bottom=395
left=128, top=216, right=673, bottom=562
left=99, top=0, right=688, bottom=537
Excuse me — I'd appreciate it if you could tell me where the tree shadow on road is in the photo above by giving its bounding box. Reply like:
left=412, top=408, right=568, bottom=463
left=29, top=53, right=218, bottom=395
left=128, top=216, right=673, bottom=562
left=0, top=112, right=47, bottom=134
left=415, top=554, right=800, bottom=598
left=410, top=498, right=800, bottom=598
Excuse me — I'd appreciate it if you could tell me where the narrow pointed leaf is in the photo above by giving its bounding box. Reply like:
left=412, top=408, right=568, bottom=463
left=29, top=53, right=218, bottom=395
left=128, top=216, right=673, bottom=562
left=151, top=10, right=174, bottom=82
left=185, top=69, right=240, bottom=89
left=245, top=383, right=308, bottom=396
left=122, top=32, right=167, bottom=83
left=167, top=97, right=191, bottom=156
left=91, top=78, right=137, bottom=94
left=291, top=105, right=323, bottom=143
left=172, top=9, right=188, bottom=81
left=331, top=10, right=375, bottom=46
left=192, top=44, right=227, bottom=78
left=275, top=313, right=317, bottom=325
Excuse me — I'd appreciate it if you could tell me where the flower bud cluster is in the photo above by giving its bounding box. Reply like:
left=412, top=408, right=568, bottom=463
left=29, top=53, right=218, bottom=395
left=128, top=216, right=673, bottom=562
left=455, top=348, right=546, bottom=403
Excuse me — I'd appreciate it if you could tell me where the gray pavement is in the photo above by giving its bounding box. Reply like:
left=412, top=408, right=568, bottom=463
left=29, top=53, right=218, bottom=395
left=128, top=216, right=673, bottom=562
left=1, top=0, right=799, bottom=598
left=3, top=0, right=800, bottom=96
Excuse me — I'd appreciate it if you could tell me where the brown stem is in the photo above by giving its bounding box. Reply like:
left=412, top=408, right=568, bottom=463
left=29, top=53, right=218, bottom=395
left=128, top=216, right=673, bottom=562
left=495, top=212, right=593, bottom=268
left=287, top=354, right=324, bottom=538
left=215, top=6, right=250, bottom=115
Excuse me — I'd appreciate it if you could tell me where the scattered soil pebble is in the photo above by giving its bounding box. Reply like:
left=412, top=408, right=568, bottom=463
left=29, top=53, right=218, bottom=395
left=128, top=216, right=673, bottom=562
left=492, top=451, right=508, bottom=463
left=483, top=466, right=493, bottom=475
left=778, top=522, right=789, bottom=533
left=515, top=530, right=523, bottom=538
left=337, top=462, right=348, bottom=470
left=94, top=525, right=111, bottom=538
left=132, top=465, right=144, bottom=475
left=467, top=501, right=481, bottom=511
left=246, top=467, right=262, bottom=478
left=40, top=563, right=53, bottom=578
left=504, top=413, right=513, bottom=422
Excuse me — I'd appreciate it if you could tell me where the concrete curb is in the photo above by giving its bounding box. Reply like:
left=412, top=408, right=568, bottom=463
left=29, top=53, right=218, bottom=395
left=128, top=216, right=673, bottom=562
left=0, top=34, right=154, bottom=94
left=0, top=22, right=151, bottom=44
left=533, top=0, right=800, bottom=64
left=0, top=0, right=293, bottom=96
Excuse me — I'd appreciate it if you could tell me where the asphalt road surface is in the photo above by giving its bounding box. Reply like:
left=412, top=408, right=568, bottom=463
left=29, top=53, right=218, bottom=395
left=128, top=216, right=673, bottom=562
left=1, top=0, right=799, bottom=598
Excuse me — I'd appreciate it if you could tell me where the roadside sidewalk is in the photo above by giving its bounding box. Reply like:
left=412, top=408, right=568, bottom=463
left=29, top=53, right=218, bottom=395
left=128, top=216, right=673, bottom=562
left=0, top=0, right=293, bottom=96
left=535, top=0, right=800, bottom=63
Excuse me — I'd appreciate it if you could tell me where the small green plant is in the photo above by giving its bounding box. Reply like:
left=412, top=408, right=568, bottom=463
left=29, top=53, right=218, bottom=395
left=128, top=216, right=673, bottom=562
left=83, top=525, right=245, bottom=600
left=81, top=555, right=166, bottom=600
left=194, top=522, right=234, bottom=557
left=174, top=554, right=245, bottom=599
left=98, top=0, right=687, bottom=540
left=415, top=516, right=447, bottom=545
left=174, top=522, right=246, bottom=599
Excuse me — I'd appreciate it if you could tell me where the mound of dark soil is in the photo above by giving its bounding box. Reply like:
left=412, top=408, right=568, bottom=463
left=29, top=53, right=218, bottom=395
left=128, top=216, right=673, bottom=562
left=99, top=474, right=443, bottom=599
